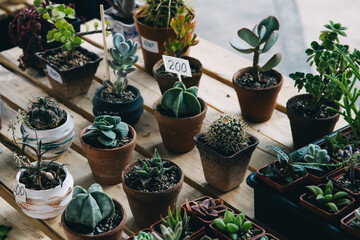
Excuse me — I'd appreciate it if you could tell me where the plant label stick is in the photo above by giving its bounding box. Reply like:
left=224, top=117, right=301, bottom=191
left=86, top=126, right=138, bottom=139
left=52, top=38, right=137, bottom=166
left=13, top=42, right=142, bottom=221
left=162, top=55, right=192, bottom=82
left=100, top=4, right=110, bottom=81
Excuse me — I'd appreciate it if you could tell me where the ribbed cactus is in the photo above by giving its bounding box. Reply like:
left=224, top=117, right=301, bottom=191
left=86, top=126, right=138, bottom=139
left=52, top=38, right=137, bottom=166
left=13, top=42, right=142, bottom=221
left=27, top=97, right=66, bottom=130
left=161, top=81, right=201, bottom=118
left=134, top=232, right=157, bottom=240
left=65, top=184, right=115, bottom=230
left=303, top=144, right=330, bottom=164
left=204, top=114, right=249, bottom=155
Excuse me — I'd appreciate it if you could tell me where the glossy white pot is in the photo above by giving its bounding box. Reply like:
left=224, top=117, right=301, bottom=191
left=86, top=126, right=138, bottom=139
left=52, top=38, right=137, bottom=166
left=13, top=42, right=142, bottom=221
left=21, top=110, right=75, bottom=159
left=13, top=160, right=74, bottom=219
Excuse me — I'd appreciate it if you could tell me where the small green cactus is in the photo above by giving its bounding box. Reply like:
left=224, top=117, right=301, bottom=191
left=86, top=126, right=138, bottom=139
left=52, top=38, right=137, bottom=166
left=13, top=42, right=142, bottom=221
left=105, top=33, right=139, bottom=97
left=203, top=114, right=250, bottom=155
left=214, top=210, right=253, bottom=240
left=65, top=184, right=115, bottom=230
left=27, top=97, right=66, bottom=130
left=134, top=231, right=157, bottom=240
left=161, top=81, right=201, bottom=118
left=350, top=208, right=360, bottom=230
left=303, top=144, right=330, bottom=164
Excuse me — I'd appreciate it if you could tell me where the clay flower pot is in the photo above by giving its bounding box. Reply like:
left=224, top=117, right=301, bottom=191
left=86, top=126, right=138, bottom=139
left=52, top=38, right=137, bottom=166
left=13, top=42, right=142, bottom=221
left=326, top=168, right=360, bottom=199
left=286, top=94, right=340, bottom=149
left=121, top=160, right=184, bottom=228
left=134, top=9, right=196, bottom=75
left=13, top=160, right=74, bottom=219
left=61, top=199, right=127, bottom=240
left=35, top=46, right=102, bottom=99
left=300, top=184, right=355, bottom=221
left=20, top=110, right=75, bottom=159
left=92, top=85, right=144, bottom=126
left=194, top=132, right=259, bottom=192
left=153, top=97, right=207, bottom=153
left=232, top=67, right=283, bottom=123
left=80, top=125, right=136, bottom=185
left=153, top=56, right=203, bottom=94
left=340, top=209, right=360, bottom=239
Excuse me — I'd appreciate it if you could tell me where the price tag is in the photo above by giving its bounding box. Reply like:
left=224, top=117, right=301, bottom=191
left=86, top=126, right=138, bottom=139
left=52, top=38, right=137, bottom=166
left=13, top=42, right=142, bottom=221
left=141, top=36, right=159, bottom=53
left=13, top=182, right=26, bottom=202
left=162, top=55, right=192, bottom=79
left=46, top=65, right=63, bottom=84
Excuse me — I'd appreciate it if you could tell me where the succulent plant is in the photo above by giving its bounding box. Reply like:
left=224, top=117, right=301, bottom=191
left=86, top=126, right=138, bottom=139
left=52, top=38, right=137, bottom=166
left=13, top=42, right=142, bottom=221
left=162, top=207, right=189, bottom=232
left=350, top=208, right=360, bottom=230
left=304, top=144, right=330, bottom=164
left=65, top=184, right=115, bottom=230
left=185, top=197, right=228, bottom=220
left=203, top=113, right=250, bottom=155
left=158, top=222, right=189, bottom=240
left=106, top=0, right=136, bottom=19
left=164, top=6, right=198, bottom=58
left=230, top=16, right=281, bottom=83
left=105, top=33, right=139, bottom=97
left=135, top=231, right=157, bottom=240
left=26, top=97, right=66, bottom=130
left=214, top=210, right=252, bottom=240
left=324, top=131, right=356, bottom=157
left=306, top=180, right=351, bottom=213
left=161, top=81, right=201, bottom=118
left=82, top=115, right=129, bottom=147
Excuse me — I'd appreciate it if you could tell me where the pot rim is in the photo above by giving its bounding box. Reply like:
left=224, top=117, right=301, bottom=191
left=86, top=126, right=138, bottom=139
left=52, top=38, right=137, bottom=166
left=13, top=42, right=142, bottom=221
left=152, top=56, right=203, bottom=78
left=121, top=159, right=184, bottom=195
left=95, top=85, right=142, bottom=105
left=326, top=167, right=360, bottom=196
left=232, top=67, right=284, bottom=91
left=61, top=199, right=127, bottom=238
left=80, top=124, right=136, bottom=152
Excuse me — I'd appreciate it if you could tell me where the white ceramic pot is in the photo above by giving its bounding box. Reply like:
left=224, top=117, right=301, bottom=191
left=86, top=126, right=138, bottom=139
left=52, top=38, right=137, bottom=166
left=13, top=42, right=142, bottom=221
left=13, top=160, right=74, bottom=219
left=20, top=110, right=75, bottom=159
left=105, top=7, right=139, bottom=42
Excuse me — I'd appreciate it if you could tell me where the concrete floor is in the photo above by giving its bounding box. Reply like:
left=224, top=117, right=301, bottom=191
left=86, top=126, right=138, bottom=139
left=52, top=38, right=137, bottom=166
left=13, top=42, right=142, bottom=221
left=192, top=0, right=360, bottom=77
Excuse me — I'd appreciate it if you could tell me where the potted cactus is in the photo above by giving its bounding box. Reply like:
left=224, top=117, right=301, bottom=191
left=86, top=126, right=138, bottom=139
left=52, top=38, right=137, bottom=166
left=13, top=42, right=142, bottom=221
left=153, top=81, right=207, bottom=153
left=341, top=208, right=360, bottom=238
left=194, top=113, right=259, bottom=192
left=9, top=113, right=74, bottom=219
left=92, top=33, right=143, bottom=125
left=121, top=149, right=184, bottom=228
left=134, top=0, right=196, bottom=74
left=80, top=115, right=136, bottom=185
left=61, top=184, right=127, bottom=240
left=153, top=6, right=202, bottom=94
left=20, top=97, right=74, bottom=159
left=230, top=16, right=283, bottom=123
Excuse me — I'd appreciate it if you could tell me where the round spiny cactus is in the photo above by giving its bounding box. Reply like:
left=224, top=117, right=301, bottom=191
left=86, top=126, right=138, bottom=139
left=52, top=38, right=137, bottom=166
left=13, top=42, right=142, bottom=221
left=27, top=97, right=66, bottom=130
left=204, top=114, right=249, bottom=155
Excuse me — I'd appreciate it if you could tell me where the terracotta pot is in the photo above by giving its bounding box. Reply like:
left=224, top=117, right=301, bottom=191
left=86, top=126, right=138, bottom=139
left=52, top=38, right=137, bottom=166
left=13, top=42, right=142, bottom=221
left=121, top=160, right=184, bottom=228
left=232, top=67, right=283, bottom=123
left=134, top=9, right=196, bottom=75
left=286, top=94, right=340, bottom=149
left=326, top=168, right=360, bottom=199
left=35, top=46, right=102, bottom=99
left=153, top=56, right=203, bottom=94
left=13, top=160, right=74, bottom=219
left=92, top=85, right=144, bottom=126
left=194, top=133, right=259, bottom=192
left=340, top=209, right=360, bottom=239
left=61, top=199, right=126, bottom=240
left=153, top=97, right=207, bottom=153
left=300, top=184, right=355, bottom=221
left=306, top=159, right=341, bottom=184
left=80, top=125, right=136, bottom=185
left=256, top=161, right=309, bottom=193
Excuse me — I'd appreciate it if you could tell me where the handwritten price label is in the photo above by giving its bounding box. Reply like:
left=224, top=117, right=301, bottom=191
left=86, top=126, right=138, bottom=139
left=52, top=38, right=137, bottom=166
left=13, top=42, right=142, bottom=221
left=13, top=182, right=26, bottom=202
left=46, top=65, right=63, bottom=84
left=162, top=55, right=192, bottom=77
left=141, top=36, right=159, bottom=53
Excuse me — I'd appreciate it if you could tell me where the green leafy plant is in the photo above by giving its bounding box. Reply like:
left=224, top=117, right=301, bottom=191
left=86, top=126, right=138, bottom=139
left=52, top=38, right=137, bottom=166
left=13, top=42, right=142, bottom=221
left=350, top=208, right=360, bottom=230
left=161, top=81, right=201, bottom=118
left=214, top=210, right=252, bottom=240
left=82, top=115, right=129, bottom=147
left=230, top=16, right=281, bottom=83
left=164, top=6, right=198, bottom=58
left=0, top=224, right=12, bottom=240
left=104, top=33, right=139, bottom=97
left=135, top=232, right=157, bottom=240
left=303, top=144, right=330, bottom=164
left=306, top=180, right=351, bottom=212
left=106, top=0, right=136, bottom=19
left=26, top=96, right=66, bottom=130
left=161, top=207, right=190, bottom=239
left=203, top=113, right=250, bottom=155
left=65, top=184, right=115, bottom=230
left=324, top=131, right=358, bottom=157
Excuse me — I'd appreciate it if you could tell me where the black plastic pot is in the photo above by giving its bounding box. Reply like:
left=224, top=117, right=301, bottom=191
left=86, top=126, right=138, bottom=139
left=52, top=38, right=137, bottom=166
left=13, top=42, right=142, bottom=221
left=92, top=85, right=144, bottom=126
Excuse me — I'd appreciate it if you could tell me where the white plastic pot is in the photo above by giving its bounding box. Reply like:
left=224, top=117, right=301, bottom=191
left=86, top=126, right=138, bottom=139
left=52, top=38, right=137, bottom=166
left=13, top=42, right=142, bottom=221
left=105, top=7, right=139, bottom=42
left=13, top=160, right=74, bottom=219
left=20, top=110, right=75, bottom=159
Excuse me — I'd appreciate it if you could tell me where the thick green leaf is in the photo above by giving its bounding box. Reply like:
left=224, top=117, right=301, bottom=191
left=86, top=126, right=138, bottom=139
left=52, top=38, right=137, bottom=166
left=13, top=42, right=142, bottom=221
left=327, top=202, right=338, bottom=212
left=161, top=88, right=183, bottom=110
left=101, top=130, right=116, bottom=140
left=258, top=16, right=280, bottom=41
left=182, top=92, right=201, bottom=117
left=261, top=53, right=282, bottom=72
left=113, top=33, right=125, bottom=48
left=237, top=28, right=259, bottom=47
left=261, top=31, right=279, bottom=53
left=230, top=38, right=254, bottom=54
left=226, top=223, right=239, bottom=233
left=72, top=185, right=87, bottom=197
left=117, top=42, right=130, bottom=56
left=214, top=219, right=226, bottom=231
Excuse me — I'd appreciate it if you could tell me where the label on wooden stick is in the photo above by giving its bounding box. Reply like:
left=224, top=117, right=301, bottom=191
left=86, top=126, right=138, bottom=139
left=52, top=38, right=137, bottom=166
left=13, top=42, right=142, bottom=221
left=162, top=55, right=192, bottom=77
left=46, top=65, right=63, bottom=84
left=141, top=36, right=159, bottom=53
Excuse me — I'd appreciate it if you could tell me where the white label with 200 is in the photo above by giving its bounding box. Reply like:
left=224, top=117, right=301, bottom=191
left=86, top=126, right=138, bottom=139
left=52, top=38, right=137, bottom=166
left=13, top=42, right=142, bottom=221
left=46, top=65, right=63, bottom=84
left=162, top=55, right=192, bottom=77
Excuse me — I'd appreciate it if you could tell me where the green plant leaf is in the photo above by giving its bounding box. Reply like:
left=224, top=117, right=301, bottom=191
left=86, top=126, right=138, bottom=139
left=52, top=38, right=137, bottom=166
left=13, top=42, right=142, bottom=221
left=261, top=53, right=282, bottom=72
left=237, top=28, right=259, bottom=47
left=214, top=218, right=226, bottom=231
left=261, top=31, right=279, bottom=53
left=229, top=38, right=254, bottom=54
left=226, top=223, right=239, bottom=233
left=327, top=202, right=338, bottom=212
left=258, top=16, right=280, bottom=42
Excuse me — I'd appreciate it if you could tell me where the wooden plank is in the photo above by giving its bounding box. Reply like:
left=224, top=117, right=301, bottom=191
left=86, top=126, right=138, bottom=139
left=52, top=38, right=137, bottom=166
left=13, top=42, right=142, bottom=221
left=0, top=8, right=7, bottom=20
left=0, top=1, right=26, bottom=15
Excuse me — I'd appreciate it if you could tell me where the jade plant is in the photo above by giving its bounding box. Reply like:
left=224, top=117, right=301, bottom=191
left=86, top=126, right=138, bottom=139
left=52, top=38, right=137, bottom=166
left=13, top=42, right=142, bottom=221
left=164, top=6, right=198, bottom=58
left=104, top=33, right=139, bottom=97
left=82, top=115, right=129, bottom=147
left=185, top=197, right=228, bottom=220
left=26, top=97, right=66, bottom=130
left=305, top=180, right=351, bottom=212
left=350, top=208, right=360, bottom=230
left=230, top=16, right=282, bottom=83
left=161, top=81, right=201, bottom=118
left=214, top=210, right=252, bottom=240
left=64, top=184, right=115, bottom=230
left=106, top=0, right=136, bottom=19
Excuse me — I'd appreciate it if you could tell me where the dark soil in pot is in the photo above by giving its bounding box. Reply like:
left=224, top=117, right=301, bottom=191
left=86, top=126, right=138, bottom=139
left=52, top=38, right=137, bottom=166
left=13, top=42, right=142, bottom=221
left=20, top=166, right=66, bottom=190
left=40, top=49, right=94, bottom=71
left=99, top=88, right=137, bottom=103
left=288, top=97, right=337, bottom=119
left=334, top=174, right=360, bottom=194
left=82, top=131, right=133, bottom=149
left=259, top=161, right=306, bottom=186
left=235, top=71, right=280, bottom=89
